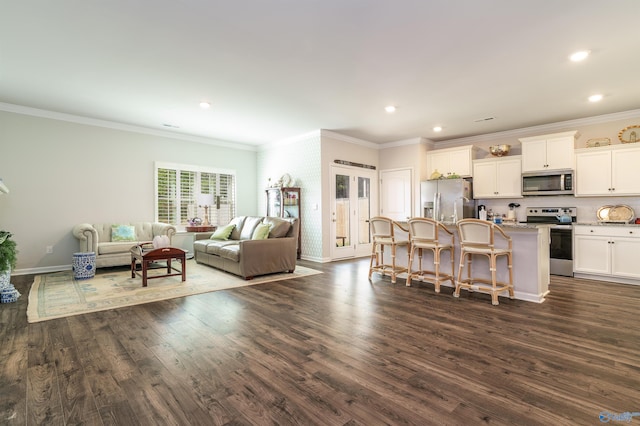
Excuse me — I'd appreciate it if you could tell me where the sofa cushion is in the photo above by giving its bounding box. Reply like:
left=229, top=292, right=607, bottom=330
left=204, top=241, right=238, bottom=256
left=239, top=216, right=263, bottom=240
left=229, top=216, right=246, bottom=240
left=210, top=223, right=235, bottom=240
left=218, top=244, right=240, bottom=262
left=99, top=241, right=138, bottom=255
left=252, top=223, right=270, bottom=240
left=263, top=217, right=291, bottom=238
left=111, top=225, right=136, bottom=242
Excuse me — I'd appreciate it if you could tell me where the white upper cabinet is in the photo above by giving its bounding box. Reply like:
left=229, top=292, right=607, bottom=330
left=519, top=131, right=577, bottom=172
left=426, top=145, right=476, bottom=178
left=472, top=156, right=522, bottom=199
left=575, top=144, right=640, bottom=196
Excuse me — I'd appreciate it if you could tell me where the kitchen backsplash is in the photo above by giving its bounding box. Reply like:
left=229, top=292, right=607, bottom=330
left=477, top=195, right=640, bottom=223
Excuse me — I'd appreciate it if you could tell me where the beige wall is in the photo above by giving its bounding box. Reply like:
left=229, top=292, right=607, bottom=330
left=378, top=140, right=428, bottom=217
left=256, top=132, right=322, bottom=261
left=321, top=133, right=379, bottom=260
left=433, top=112, right=640, bottom=159
left=3, top=106, right=639, bottom=271
left=0, top=110, right=258, bottom=273
left=379, top=110, right=640, bottom=223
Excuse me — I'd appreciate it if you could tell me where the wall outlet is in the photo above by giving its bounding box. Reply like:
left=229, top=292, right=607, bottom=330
left=46, top=246, right=53, bottom=254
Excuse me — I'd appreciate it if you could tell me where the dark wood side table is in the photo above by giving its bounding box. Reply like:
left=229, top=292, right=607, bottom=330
left=185, top=225, right=217, bottom=232
left=130, top=243, right=187, bottom=287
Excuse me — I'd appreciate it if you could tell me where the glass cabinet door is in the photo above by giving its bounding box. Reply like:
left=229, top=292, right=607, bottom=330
left=282, top=188, right=300, bottom=218
left=266, top=189, right=282, bottom=217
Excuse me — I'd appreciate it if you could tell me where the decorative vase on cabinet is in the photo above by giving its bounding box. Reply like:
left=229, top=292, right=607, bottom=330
left=266, top=187, right=301, bottom=259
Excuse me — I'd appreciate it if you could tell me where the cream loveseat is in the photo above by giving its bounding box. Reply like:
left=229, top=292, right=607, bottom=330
left=193, top=216, right=298, bottom=279
left=73, top=222, right=176, bottom=268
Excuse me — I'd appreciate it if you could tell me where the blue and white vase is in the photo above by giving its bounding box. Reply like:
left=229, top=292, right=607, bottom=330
left=0, top=269, right=10, bottom=290
left=0, top=269, right=20, bottom=303
left=72, top=252, right=96, bottom=280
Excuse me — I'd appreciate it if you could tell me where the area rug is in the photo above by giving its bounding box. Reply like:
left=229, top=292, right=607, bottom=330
left=27, top=261, right=321, bottom=323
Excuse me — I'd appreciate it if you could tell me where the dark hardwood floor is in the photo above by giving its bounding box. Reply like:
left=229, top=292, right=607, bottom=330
left=1, top=258, right=639, bottom=425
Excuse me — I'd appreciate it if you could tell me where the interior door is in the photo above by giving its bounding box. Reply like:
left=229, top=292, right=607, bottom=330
left=380, top=168, right=412, bottom=220
left=330, top=165, right=377, bottom=260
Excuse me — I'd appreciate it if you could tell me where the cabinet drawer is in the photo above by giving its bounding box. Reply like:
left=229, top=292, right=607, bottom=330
left=574, top=226, right=640, bottom=238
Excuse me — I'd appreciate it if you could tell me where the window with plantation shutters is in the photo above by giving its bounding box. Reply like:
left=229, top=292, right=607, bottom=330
left=155, top=162, right=236, bottom=226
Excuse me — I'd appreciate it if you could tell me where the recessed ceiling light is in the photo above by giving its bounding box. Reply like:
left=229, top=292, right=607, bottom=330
left=199, top=101, right=211, bottom=109
left=433, top=126, right=442, bottom=132
left=588, top=94, right=603, bottom=102
left=384, top=105, right=396, bottom=113
left=570, top=50, right=590, bottom=62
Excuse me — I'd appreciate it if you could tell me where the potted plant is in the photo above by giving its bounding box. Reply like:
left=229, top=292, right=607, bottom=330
left=0, top=231, right=18, bottom=288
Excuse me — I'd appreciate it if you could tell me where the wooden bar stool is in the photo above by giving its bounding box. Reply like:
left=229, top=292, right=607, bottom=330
left=368, top=216, right=409, bottom=284
left=454, top=219, right=514, bottom=305
left=406, top=217, right=455, bottom=293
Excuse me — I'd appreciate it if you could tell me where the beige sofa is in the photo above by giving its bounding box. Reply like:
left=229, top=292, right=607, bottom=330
left=193, top=216, right=298, bottom=279
left=73, top=222, right=176, bottom=268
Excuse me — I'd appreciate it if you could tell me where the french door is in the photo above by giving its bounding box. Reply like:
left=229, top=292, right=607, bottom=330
left=330, top=165, right=377, bottom=260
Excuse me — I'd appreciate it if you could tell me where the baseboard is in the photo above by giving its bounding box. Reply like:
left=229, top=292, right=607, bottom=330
left=573, top=273, right=640, bottom=286
left=12, top=265, right=72, bottom=276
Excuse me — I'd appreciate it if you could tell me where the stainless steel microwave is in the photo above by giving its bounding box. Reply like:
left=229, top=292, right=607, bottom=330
left=522, top=169, right=574, bottom=196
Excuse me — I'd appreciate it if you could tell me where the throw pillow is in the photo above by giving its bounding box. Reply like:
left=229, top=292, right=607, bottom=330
left=111, top=225, right=136, bottom=242
left=251, top=223, right=270, bottom=240
left=263, top=217, right=291, bottom=238
left=210, top=223, right=235, bottom=240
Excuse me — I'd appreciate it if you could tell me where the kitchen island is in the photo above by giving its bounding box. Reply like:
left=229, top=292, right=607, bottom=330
left=381, top=222, right=551, bottom=303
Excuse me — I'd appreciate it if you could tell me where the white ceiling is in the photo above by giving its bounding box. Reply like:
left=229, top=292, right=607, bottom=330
left=2, top=1, right=640, bottom=147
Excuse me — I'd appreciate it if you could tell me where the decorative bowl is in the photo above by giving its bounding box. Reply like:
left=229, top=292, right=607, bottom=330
left=489, top=144, right=511, bottom=157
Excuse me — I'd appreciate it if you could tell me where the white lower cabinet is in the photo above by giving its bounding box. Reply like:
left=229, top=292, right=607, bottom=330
left=574, top=225, right=640, bottom=282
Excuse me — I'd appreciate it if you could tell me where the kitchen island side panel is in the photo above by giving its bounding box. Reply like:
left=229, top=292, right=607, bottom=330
left=377, top=224, right=550, bottom=303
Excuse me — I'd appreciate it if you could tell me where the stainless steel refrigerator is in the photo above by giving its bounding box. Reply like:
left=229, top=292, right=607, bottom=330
left=420, top=179, right=475, bottom=221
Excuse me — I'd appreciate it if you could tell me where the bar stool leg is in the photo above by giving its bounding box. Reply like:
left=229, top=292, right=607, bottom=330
left=466, top=253, right=473, bottom=290
left=454, top=250, right=466, bottom=298
left=390, top=243, right=397, bottom=284
left=490, top=254, right=499, bottom=306
left=433, top=248, right=441, bottom=293
left=368, top=241, right=377, bottom=280
left=507, top=252, right=515, bottom=299
left=449, top=247, right=455, bottom=286
left=406, top=245, right=415, bottom=287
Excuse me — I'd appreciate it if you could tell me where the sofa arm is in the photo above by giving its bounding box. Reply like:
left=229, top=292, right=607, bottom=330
left=238, top=237, right=297, bottom=278
left=152, top=222, right=177, bottom=242
left=72, top=223, right=98, bottom=253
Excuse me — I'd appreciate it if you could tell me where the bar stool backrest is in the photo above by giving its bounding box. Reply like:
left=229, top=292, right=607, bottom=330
left=408, top=218, right=438, bottom=242
left=370, top=216, right=394, bottom=240
left=457, top=219, right=494, bottom=248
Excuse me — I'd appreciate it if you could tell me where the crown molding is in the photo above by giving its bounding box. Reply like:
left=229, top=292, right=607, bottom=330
left=379, top=137, right=424, bottom=149
left=258, top=129, right=322, bottom=151
left=320, top=130, right=380, bottom=149
left=434, top=109, right=640, bottom=148
left=0, top=102, right=258, bottom=152
left=421, top=138, right=436, bottom=150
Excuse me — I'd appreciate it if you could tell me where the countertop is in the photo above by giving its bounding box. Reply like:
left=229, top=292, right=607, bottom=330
left=395, top=220, right=640, bottom=230
left=574, top=221, right=640, bottom=227
left=395, top=220, right=541, bottom=230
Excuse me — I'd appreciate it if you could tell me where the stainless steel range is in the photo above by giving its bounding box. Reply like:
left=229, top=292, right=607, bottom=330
left=525, top=207, right=577, bottom=277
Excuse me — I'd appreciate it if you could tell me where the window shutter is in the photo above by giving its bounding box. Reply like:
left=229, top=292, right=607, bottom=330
left=155, top=164, right=237, bottom=227
left=157, top=168, right=177, bottom=224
